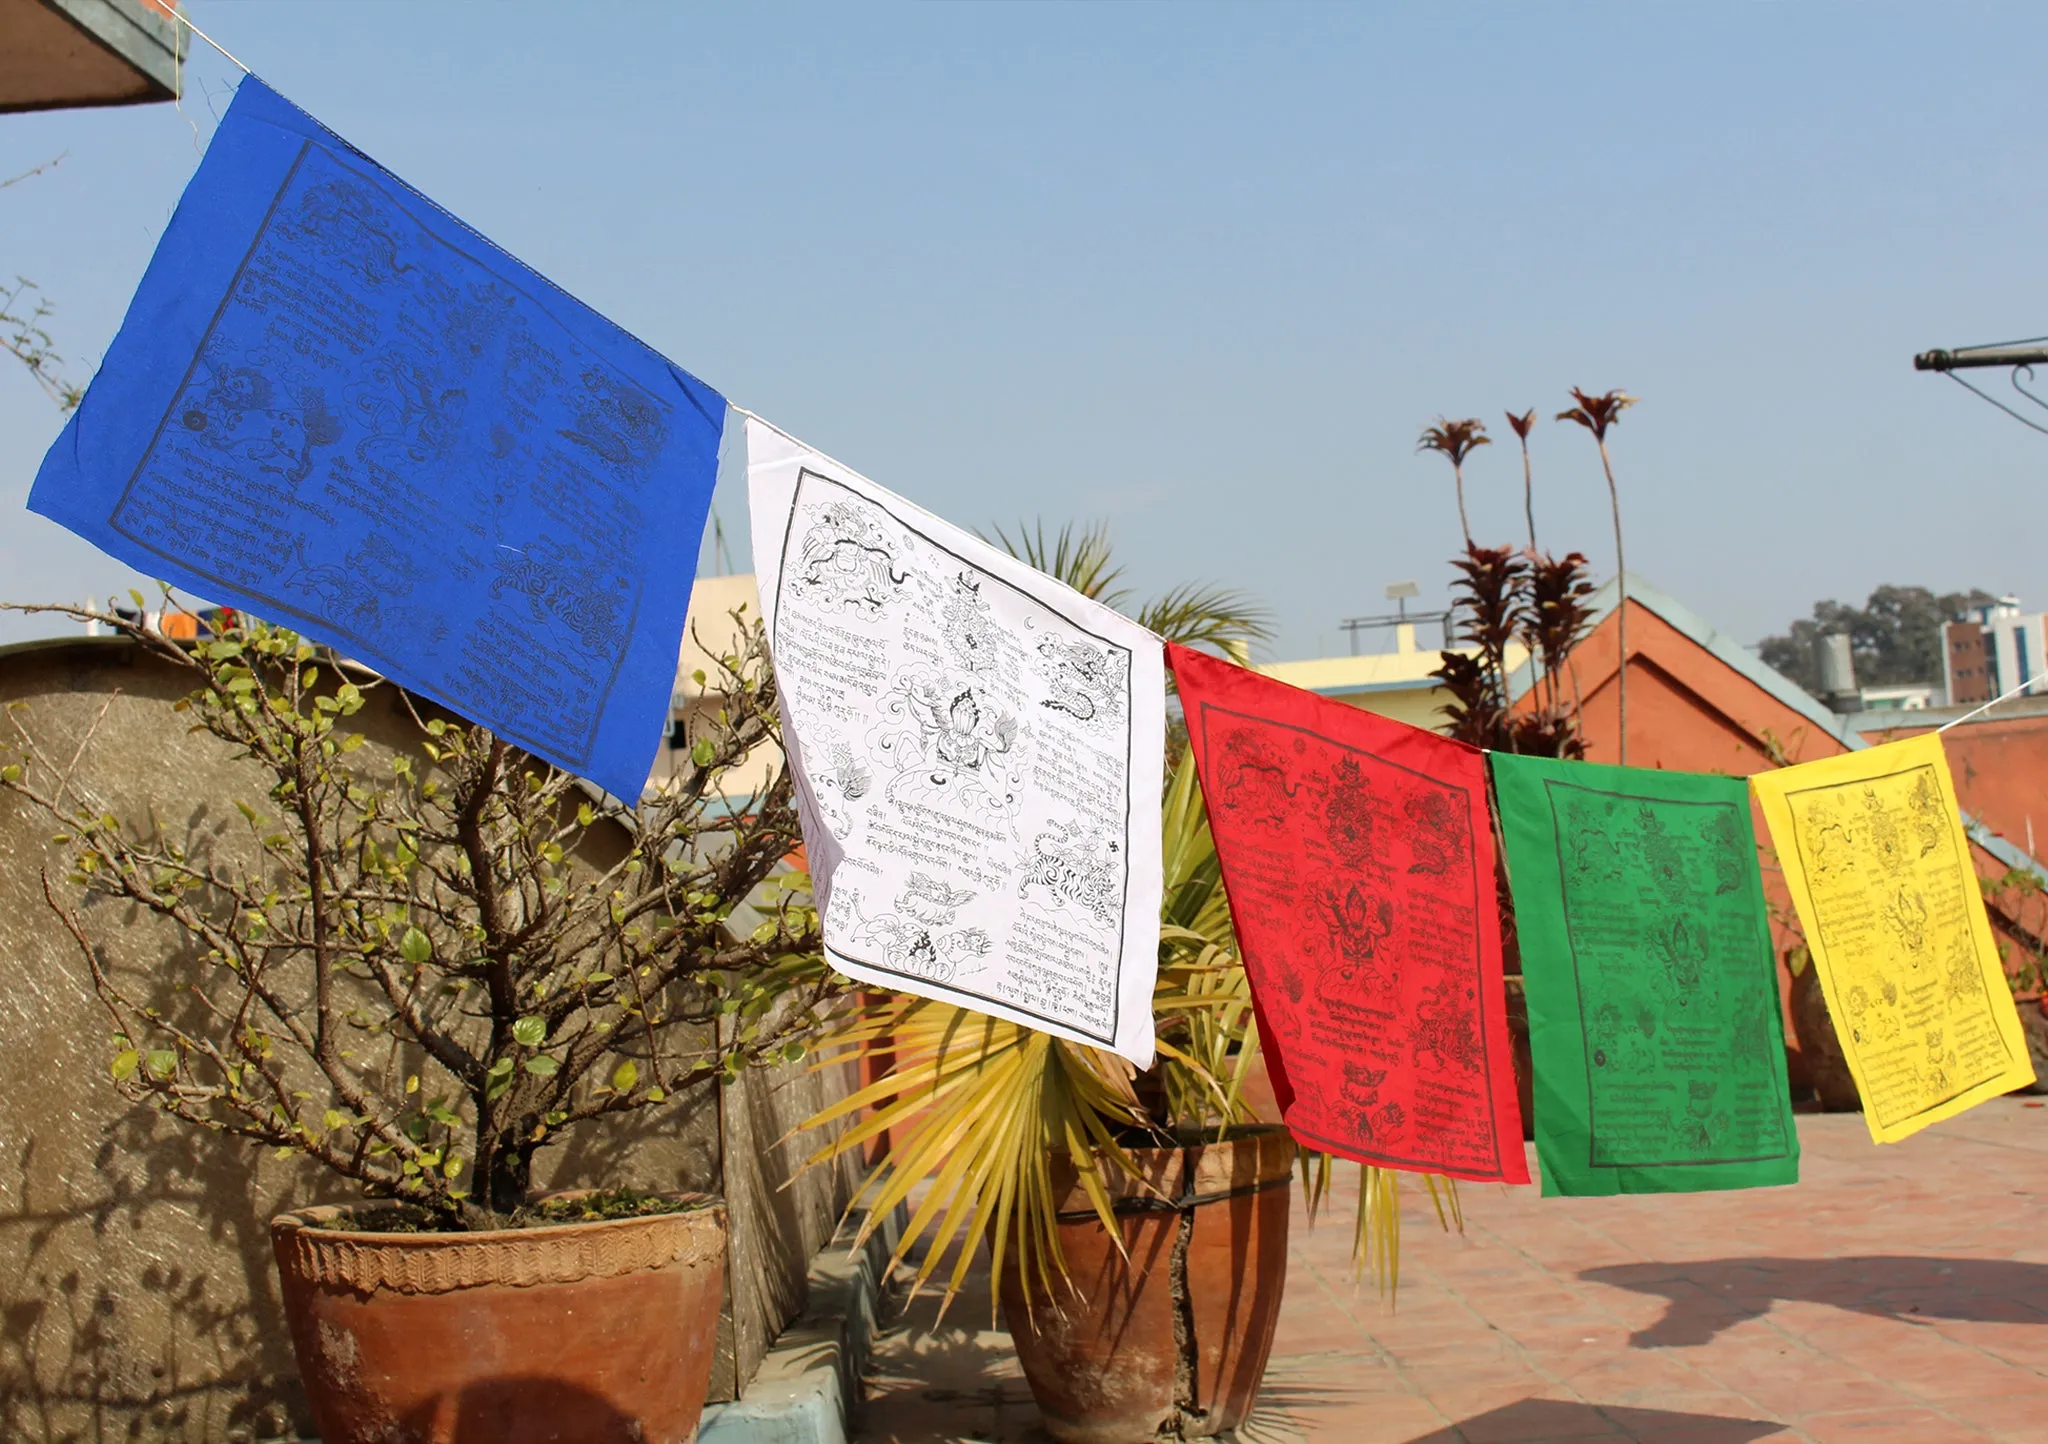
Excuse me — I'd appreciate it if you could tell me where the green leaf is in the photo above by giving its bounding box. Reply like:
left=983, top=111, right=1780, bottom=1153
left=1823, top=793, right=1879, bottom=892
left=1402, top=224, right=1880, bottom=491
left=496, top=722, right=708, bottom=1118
left=524, top=1055, right=560, bottom=1077
left=400, top=927, right=432, bottom=965
left=577, top=802, right=595, bottom=827
left=146, top=1050, right=177, bottom=1079
left=511, top=1016, right=545, bottom=1048
left=0, top=765, right=19, bottom=784
left=486, top=1057, right=515, bottom=1078
left=322, top=1109, right=347, bottom=1132
left=690, top=738, right=715, bottom=767
left=110, top=1049, right=139, bottom=1081
left=611, top=1059, right=639, bottom=1094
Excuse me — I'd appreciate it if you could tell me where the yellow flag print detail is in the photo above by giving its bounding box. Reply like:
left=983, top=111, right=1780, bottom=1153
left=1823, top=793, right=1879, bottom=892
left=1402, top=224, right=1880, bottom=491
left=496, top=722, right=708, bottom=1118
left=1752, top=733, right=2036, bottom=1142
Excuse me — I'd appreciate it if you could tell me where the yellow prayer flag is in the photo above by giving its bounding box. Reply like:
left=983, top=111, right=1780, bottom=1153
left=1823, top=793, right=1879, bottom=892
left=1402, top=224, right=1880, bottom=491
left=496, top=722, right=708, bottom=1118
left=1752, top=733, right=2036, bottom=1142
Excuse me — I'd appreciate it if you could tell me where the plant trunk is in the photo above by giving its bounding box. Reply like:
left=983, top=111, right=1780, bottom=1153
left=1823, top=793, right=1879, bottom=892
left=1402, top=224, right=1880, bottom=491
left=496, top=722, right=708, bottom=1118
left=1166, top=1195, right=1204, bottom=1438
left=1521, top=442, right=1536, bottom=553
left=1454, top=466, right=1472, bottom=549
left=484, top=1123, right=537, bottom=1218
left=1599, top=440, right=1627, bottom=767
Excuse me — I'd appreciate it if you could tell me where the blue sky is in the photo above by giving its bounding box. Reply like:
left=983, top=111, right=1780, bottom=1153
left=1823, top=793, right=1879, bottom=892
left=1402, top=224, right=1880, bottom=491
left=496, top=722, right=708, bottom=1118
left=4, top=2, right=2043, bottom=660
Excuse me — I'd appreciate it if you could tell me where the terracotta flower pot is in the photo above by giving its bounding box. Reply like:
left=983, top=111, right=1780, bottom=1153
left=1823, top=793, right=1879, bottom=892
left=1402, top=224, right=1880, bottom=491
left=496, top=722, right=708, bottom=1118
left=1788, top=965, right=1862, bottom=1112
left=998, top=1125, right=1294, bottom=1444
left=2013, top=992, right=2048, bottom=1095
left=271, top=1194, right=725, bottom=1444
left=1503, top=978, right=1536, bottom=1141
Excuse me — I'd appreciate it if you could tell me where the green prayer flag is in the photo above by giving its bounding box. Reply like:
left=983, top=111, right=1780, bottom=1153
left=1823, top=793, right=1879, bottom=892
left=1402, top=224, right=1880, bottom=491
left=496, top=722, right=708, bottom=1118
left=1490, top=754, right=1799, bottom=1196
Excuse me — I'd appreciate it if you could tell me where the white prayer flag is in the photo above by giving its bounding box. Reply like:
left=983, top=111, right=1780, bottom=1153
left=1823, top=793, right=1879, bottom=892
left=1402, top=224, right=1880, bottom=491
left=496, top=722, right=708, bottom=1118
left=742, top=414, right=1164, bottom=1066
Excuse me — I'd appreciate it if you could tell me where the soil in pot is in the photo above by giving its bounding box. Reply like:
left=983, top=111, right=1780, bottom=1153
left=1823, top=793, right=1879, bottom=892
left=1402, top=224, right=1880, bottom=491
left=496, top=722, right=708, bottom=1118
left=997, top=1124, right=1294, bottom=1444
left=1788, top=965, right=1861, bottom=1112
left=271, top=1191, right=725, bottom=1444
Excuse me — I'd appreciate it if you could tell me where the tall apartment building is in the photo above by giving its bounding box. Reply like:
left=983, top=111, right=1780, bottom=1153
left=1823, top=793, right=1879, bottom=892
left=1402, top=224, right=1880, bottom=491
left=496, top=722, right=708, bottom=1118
left=1944, top=595, right=2047, bottom=706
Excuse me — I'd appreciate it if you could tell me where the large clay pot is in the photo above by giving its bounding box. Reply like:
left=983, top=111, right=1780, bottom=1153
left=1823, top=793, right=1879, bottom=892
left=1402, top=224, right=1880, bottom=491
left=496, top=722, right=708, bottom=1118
left=2014, top=993, right=2048, bottom=1095
left=1503, top=978, right=1536, bottom=1141
left=1789, top=965, right=1861, bottom=1111
left=999, top=1125, right=1293, bottom=1444
left=271, top=1194, right=725, bottom=1444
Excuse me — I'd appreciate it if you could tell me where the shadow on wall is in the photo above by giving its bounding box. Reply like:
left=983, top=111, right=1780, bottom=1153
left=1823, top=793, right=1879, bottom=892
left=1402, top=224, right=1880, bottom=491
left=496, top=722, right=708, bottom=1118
left=1582, top=1256, right=2048, bottom=1348
left=1, top=1111, right=316, bottom=1442
left=1399, top=1398, right=1785, bottom=1443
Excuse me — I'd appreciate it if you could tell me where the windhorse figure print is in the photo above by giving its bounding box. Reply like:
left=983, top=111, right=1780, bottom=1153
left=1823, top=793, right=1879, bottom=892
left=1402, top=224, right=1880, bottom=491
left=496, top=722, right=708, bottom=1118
left=744, top=414, right=1166, bottom=1067
left=1167, top=643, right=1529, bottom=1185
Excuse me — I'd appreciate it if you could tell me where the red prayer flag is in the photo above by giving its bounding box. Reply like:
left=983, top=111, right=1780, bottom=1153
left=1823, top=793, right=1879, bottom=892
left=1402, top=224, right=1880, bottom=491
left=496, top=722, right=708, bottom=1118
left=1169, top=644, right=1529, bottom=1184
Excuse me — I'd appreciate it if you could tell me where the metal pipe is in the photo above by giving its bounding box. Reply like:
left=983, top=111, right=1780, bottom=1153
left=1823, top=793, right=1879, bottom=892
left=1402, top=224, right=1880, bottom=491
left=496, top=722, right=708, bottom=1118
left=1914, top=342, right=2048, bottom=372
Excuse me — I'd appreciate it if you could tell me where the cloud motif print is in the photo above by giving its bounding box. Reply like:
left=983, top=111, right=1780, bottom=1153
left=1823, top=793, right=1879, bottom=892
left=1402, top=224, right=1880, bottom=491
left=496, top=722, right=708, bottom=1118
left=747, top=415, right=1165, bottom=1067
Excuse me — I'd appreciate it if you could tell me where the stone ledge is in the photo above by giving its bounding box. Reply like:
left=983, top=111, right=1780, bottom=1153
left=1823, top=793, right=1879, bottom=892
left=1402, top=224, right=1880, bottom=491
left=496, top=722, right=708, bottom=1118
left=695, top=1201, right=902, bottom=1444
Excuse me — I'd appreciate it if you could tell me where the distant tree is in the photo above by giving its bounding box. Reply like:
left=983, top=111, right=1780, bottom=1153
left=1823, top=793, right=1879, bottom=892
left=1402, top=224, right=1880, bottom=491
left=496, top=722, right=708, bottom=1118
left=1758, top=585, right=1999, bottom=695
left=1417, top=417, right=1491, bottom=550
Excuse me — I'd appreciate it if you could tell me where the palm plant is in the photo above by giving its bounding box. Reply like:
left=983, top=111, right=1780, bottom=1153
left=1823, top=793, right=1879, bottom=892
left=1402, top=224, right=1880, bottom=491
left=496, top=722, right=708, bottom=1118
left=798, top=529, right=1454, bottom=1316
left=1506, top=409, right=1538, bottom=552
left=1556, top=388, right=1636, bottom=765
left=799, top=756, right=1250, bottom=1312
left=1417, top=418, right=1491, bottom=549
left=982, top=519, right=1272, bottom=655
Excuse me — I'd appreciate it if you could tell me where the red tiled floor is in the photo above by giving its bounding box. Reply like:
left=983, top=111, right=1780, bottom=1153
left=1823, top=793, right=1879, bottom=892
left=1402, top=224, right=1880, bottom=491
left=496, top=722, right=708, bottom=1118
left=856, top=1101, right=2048, bottom=1441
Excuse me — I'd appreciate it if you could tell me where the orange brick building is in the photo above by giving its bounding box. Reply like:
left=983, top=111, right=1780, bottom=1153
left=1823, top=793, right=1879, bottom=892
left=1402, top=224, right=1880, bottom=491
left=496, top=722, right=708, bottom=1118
left=1509, top=575, right=2048, bottom=1081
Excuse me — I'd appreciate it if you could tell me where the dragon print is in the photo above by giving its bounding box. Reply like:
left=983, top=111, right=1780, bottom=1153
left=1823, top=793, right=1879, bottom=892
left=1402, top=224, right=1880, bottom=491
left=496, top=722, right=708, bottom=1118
left=1037, top=635, right=1125, bottom=727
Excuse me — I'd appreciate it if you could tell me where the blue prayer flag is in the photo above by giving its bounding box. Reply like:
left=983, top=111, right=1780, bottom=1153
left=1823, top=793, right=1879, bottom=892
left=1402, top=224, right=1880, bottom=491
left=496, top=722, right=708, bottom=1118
left=29, top=77, right=724, bottom=800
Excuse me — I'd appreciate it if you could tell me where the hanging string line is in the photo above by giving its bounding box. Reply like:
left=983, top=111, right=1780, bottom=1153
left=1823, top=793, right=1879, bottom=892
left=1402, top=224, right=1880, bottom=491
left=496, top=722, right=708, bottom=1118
left=729, top=407, right=1177, bottom=645
left=168, top=5, right=254, bottom=77
left=1937, top=669, right=2046, bottom=733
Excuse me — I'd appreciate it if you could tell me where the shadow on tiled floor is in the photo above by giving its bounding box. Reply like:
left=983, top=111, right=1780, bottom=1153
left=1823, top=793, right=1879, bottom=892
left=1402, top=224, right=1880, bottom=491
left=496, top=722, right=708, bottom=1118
left=859, top=1107, right=2048, bottom=1442
left=1398, top=1398, right=1787, bottom=1443
left=1582, top=1256, right=2048, bottom=1347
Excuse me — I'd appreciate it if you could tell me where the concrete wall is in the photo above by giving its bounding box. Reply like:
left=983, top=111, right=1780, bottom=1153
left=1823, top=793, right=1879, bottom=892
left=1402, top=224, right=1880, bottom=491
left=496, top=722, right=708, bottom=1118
left=0, top=638, right=853, bottom=1441
left=651, top=573, right=783, bottom=802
